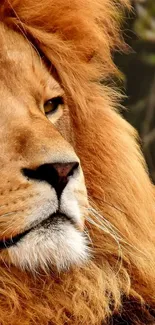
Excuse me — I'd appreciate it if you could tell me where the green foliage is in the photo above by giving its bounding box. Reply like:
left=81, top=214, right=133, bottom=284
left=115, top=0, right=155, bottom=181
left=134, top=0, right=155, bottom=43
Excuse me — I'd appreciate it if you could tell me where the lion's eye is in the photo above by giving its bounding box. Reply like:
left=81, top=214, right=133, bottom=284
left=44, top=96, right=64, bottom=115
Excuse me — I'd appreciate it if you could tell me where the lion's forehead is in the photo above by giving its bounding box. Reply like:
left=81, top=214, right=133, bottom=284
left=0, top=26, right=63, bottom=123
left=0, top=24, right=44, bottom=88
left=0, top=29, right=29, bottom=64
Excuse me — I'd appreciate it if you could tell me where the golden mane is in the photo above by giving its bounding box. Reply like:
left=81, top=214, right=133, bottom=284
left=0, top=0, right=155, bottom=324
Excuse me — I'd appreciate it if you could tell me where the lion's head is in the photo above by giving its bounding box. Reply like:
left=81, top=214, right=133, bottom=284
left=0, top=1, right=155, bottom=325
left=0, top=24, right=89, bottom=271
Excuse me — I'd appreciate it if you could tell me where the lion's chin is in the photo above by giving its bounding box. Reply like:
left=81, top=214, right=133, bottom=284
left=7, top=218, right=89, bottom=272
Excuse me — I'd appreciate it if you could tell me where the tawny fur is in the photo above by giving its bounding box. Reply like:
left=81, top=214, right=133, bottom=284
left=0, top=0, right=155, bottom=324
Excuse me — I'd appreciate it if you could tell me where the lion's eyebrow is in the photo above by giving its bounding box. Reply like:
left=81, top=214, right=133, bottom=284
left=46, top=77, right=64, bottom=96
left=31, top=78, right=64, bottom=109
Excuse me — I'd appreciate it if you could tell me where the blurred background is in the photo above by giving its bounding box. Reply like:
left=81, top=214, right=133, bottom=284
left=115, top=0, right=155, bottom=182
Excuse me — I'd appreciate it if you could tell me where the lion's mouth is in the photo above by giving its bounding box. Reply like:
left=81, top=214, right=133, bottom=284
left=0, top=212, right=72, bottom=250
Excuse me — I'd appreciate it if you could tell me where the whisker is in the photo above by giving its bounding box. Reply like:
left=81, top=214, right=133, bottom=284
left=0, top=210, right=21, bottom=218
left=84, top=203, right=147, bottom=259
left=89, top=195, right=128, bottom=218
left=83, top=225, right=94, bottom=248
left=1, top=217, right=23, bottom=237
left=88, top=207, right=122, bottom=239
left=0, top=204, right=10, bottom=209
left=86, top=214, right=123, bottom=275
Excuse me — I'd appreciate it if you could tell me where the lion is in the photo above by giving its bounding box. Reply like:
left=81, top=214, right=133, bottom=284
left=0, top=0, right=154, bottom=324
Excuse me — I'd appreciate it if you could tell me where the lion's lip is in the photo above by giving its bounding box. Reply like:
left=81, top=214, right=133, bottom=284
left=0, top=212, right=72, bottom=250
left=0, top=227, right=32, bottom=250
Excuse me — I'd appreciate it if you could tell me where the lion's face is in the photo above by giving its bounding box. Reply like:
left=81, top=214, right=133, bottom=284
left=0, top=24, right=89, bottom=271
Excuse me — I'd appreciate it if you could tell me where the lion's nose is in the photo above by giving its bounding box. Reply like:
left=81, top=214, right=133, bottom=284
left=52, top=162, right=78, bottom=179
left=22, top=162, right=79, bottom=198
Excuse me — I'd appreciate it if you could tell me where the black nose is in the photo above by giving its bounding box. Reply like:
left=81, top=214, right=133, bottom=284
left=22, top=162, right=79, bottom=198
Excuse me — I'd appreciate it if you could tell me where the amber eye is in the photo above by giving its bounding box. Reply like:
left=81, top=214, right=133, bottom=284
left=44, top=96, right=64, bottom=115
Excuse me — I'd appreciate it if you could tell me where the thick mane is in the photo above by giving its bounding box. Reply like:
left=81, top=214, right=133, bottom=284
left=0, top=0, right=155, bottom=324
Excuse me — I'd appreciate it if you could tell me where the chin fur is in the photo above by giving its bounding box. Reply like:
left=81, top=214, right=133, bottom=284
left=7, top=220, right=89, bottom=272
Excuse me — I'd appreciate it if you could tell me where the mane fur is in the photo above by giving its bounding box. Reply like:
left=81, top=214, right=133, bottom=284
left=0, top=1, right=155, bottom=324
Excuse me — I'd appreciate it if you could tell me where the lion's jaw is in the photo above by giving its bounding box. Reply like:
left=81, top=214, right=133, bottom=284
left=0, top=24, right=89, bottom=272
